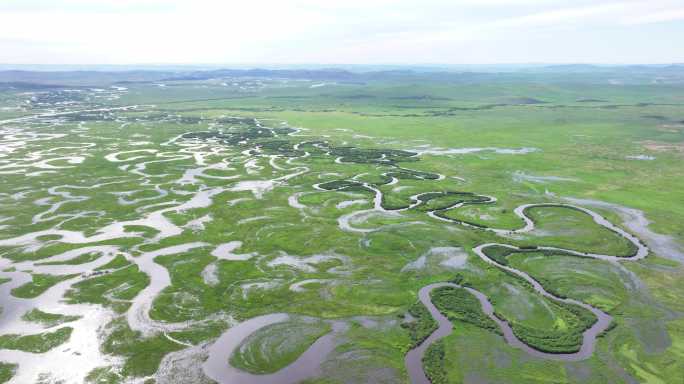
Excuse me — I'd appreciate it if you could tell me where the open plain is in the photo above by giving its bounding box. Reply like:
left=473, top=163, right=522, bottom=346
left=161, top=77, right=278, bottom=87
left=0, top=67, right=683, bottom=383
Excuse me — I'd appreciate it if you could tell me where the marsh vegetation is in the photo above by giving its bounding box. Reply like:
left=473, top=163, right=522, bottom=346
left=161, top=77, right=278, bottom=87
left=0, top=70, right=682, bottom=384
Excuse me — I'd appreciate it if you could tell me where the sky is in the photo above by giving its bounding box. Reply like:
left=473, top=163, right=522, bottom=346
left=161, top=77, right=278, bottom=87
left=1, top=0, right=683, bottom=65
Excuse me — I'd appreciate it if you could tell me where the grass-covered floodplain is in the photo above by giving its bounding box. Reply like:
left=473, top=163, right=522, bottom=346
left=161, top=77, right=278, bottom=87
left=0, top=68, right=682, bottom=383
left=230, top=319, right=332, bottom=374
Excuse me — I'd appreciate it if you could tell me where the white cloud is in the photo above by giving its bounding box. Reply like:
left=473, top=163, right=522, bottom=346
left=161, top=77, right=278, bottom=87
left=622, top=7, right=684, bottom=25
left=0, top=0, right=682, bottom=64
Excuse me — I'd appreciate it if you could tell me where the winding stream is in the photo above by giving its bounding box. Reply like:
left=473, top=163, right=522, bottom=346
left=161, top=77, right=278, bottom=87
left=289, top=145, right=653, bottom=383
left=404, top=201, right=649, bottom=383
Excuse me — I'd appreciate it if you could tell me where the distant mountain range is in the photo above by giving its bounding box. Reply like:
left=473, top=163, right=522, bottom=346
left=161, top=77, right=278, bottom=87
left=1, top=64, right=683, bottom=87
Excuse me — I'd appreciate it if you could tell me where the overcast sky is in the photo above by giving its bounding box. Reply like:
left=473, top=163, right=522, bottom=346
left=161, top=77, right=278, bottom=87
left=1, top=0, right=683, bottom=65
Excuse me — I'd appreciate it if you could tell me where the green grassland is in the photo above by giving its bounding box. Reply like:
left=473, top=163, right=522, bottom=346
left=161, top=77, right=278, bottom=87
left=11, top=273, right=78, bottom=298
left=21, top=309, right=80, bottom=328
left=0, top=75, right=682, bottom=383
left=0, top=363, right=16, bottom=384
left=66, top=264, right=149, bottom=313
left=521, top=206, right=637, bottom=255
left=101, top=318, right=183, bottom=377
left=0, top=327, right=72, bottom=353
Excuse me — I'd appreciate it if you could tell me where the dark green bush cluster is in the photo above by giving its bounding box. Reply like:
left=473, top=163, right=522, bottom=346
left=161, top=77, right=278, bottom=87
left=380, top=200, right=411, bottom=211
left=258, top=140, right=303, bottom=157
left=505, top=299, right=596, bottom=354
left=482, top=245, right=515, bottom=265
left=431, top=286, right=501, bottom=335
left=509, top=322, right=582, bottom=353
left=555, top=300, right=598, bottom=330
left=193, top=126, right=276, bottom=144
left=365, top=174, right=394, bottom=185
left=328, top=147, right=417, bottom=164
left=295, top=140, right=328, bottom=153
left=423, top=341, right=448, bottom=384
left=215, top=116, right=259, bottom=126
left=401, top=301, right=438, bottom=349
left=318, top=180, right=365, bottom=191
left=386, top=167, right=439, bottom=180
left=271, top=127, right=297, bottom=135
left=416, top=191, right=490, bottom=213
